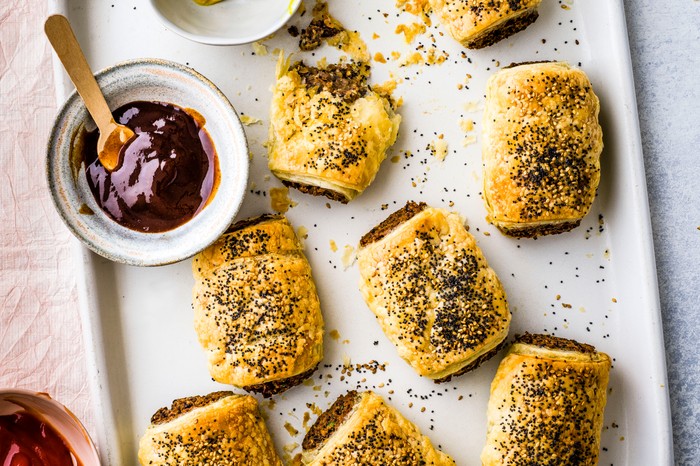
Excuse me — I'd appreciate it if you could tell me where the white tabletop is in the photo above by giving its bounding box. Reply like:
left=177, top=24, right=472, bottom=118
left=0, top=0, right=698, bottom=463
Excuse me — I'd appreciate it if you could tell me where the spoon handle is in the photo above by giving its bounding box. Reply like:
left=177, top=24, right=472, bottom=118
left=44, top=15, right=114, bottom=130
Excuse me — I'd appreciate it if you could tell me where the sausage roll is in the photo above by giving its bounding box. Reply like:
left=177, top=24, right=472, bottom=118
left=138, top=391, right=282, bottom=466
left=302, top=391, right=455, bottom=465
left=481, top=333, right=611, bottom=466
left=357, top=202, right=510, bottom=381
left=429, top=0, right=542, bottom=49
left=482, top=61, right=604, bottom=238
left=268, top=55, right=401, bottom=203
left=192, top=214, right=324, bottom=397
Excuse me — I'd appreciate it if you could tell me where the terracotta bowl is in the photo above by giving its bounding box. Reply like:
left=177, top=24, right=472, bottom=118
left=0, top=389, right=101, bottom=465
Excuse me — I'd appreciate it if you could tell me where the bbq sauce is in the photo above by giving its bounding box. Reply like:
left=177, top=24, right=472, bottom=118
left=83, top=101, right=219, bottom=233
left=0, top=412, right=78, bottom=466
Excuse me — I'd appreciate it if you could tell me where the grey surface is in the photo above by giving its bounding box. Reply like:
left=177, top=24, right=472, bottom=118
left=624, top=1, right=700, bottom=464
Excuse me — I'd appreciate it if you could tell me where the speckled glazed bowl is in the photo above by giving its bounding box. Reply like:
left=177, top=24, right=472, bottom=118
left=0, top=389, right=100, bottom=465
left=149, top=0, right=302, bottom=45
left=47, top=58, right=249, bottom=266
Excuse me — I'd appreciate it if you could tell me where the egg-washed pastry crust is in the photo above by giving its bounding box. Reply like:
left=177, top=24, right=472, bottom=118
left=268, top=54, right=401, bottom=203
left=429, top=0, right=542, bottom=49
left=482, top=61, right=603, bottom=238
left=481, top=334, right=611, bottom=466
left=301, top=391, right=456, bottom=465
left=192, top=215, right=324, bottom=395
left=357, top=202, right=510, bottom=380
left=138, top=393, right=282, bottom=466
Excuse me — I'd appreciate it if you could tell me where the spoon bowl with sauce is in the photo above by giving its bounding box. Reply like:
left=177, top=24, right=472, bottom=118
left=0, top=389, right=100, bottom=466
left=47, top=58, right=249, bottom=266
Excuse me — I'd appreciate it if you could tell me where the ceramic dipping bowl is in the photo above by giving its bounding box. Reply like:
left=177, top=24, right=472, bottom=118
left=149, top=0, right=302, bottom=45
left=47, top=58, right=249, bottom=266
left=0, top=389, right=101, bottom=465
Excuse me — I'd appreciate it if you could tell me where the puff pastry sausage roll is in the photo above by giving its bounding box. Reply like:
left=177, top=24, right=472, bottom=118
left=268, top=56, right=401, bottom=203
left=481, top=334, right=611, bottom=466
left=482, top=62, right=604, bottom=238
left=357, top=202, right=510, bottom=381
left=138, top=391, right=282, bottom=466
left=429, top=0, right=542, bottom=49
left=192, top=214, right=324, bottom=396
left=302, top=391, right=455, bottom=465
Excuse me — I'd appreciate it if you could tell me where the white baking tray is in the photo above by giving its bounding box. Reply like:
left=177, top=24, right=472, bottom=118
left=49, top=0, right=672, bottom=464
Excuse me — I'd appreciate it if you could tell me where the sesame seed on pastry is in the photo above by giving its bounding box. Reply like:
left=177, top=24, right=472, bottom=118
left=482, top=62, right=603, bottom=238
left=301, top=391, right=455, bottom=465
left=192, top=215, right=324, bottom=396
left=268, top=55, right=401, bottom=203
left=357, top=202, right=511, bottom=381
left=481, top=334, right=611, bottom=465
left=138, top=392, right=282, bottom=466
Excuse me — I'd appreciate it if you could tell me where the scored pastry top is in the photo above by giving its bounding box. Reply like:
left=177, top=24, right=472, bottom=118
left=482, top=334, right=611, bottom=466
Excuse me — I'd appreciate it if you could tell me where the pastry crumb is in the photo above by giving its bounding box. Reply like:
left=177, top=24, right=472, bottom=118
left=341, top=244, right=356, bottom=268
left=270, top=186, right=297, bottom=213
left=251, top=41, right=268, bottom=55
left=240, top=114, right=262, bottom=126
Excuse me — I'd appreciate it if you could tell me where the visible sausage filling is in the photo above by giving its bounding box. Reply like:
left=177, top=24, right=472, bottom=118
left=150, top=391, right=234, bottom=425
left=292, top=61, right=370, bottom=103
left=302, top=391, right=360, bottom=451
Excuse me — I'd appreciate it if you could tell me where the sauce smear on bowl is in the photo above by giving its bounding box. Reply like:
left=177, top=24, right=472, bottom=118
left=0, top=412, right=78, bottom=466
left=83, top=101, right=219, bottom=233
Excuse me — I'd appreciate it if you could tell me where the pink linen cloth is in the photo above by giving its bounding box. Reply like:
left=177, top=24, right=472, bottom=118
left=0, top=0, right=94, bottom=436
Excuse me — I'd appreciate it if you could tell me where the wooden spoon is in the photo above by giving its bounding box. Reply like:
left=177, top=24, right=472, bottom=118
left=44, top=14, right=133, bottom=172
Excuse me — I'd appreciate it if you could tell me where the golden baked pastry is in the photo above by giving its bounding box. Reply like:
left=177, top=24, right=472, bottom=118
left=138, top=391, right=282, bottom=466
left=481, top=333, right=611, bottom=466
left=357, top=202, right=510, bottom=381
left=301, top=391, right=455, bottom=465
left=268, top=55, right=401, bottom=203
left=192, top=214, right=324, bottom=396
left=429, top=0, right=542, bottom=49
left=482, top=61, right=604, bottom=238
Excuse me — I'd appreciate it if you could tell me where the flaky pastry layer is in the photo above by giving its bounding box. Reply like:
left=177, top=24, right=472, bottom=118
left=482, top=62, right=603, bottom=237
left=138, top=393, right=282, bottom=466
left=192, top=215, right=324, bottom=393
left=481, top=334, right=611, bottom=465
left=429, top=0, right=542, bottom=49
left=357, top=203, right=510, bottom=380
left=302, top=391, right=455, bottom=465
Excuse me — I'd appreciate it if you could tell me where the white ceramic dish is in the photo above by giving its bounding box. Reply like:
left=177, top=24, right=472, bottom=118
left=47, top=58, right=249, bottom=266
left=149, top=0, right=302, bottom=45
left=0, top=389, right=100, bottom=465
left=49, top=0, right=672, bottom=464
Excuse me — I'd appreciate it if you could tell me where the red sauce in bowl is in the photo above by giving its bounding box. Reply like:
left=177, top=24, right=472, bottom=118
left=0, top=412, right=78, bottom=466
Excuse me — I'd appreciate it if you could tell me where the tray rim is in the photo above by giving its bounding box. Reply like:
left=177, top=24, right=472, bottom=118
left=46, top=0, right=673, bottom=464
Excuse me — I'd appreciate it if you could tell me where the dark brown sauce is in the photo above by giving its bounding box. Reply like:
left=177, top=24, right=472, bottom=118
left=82, top=101, right=219, bottom=233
